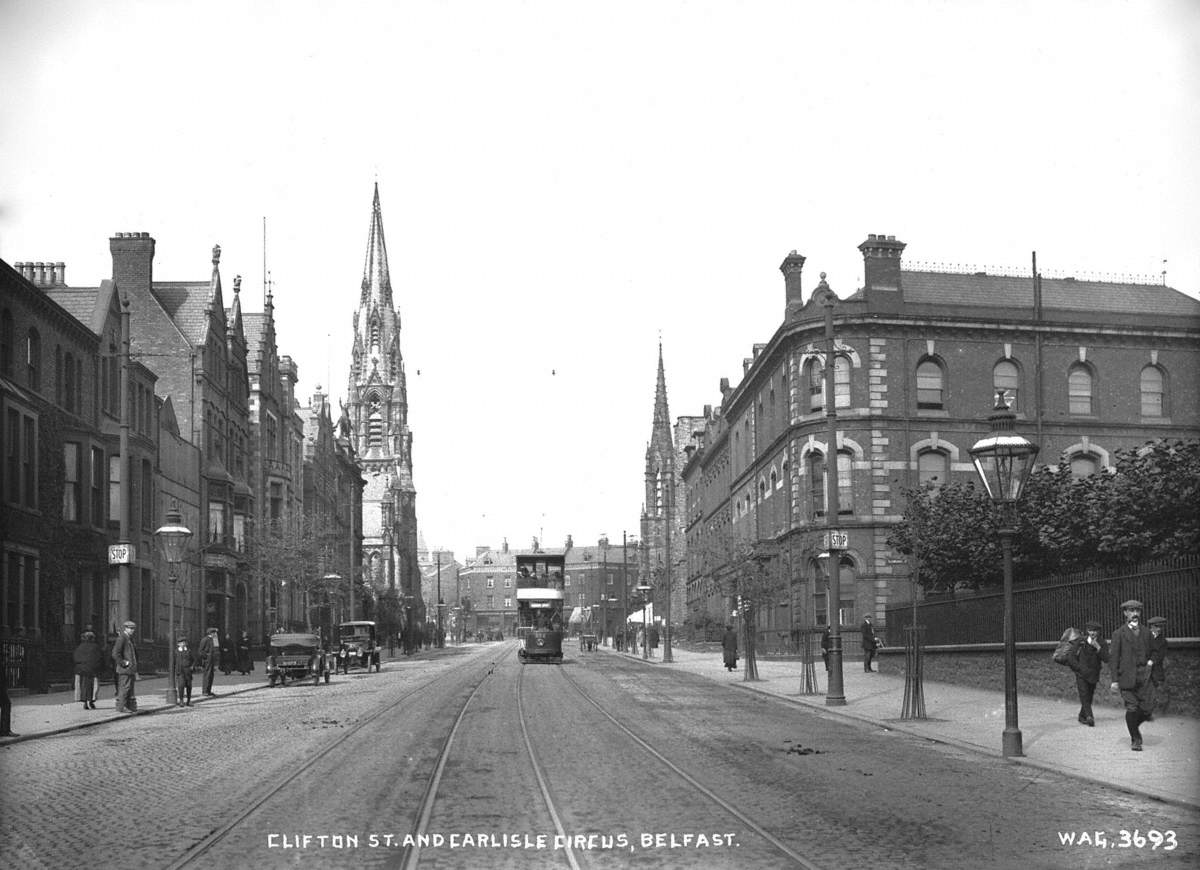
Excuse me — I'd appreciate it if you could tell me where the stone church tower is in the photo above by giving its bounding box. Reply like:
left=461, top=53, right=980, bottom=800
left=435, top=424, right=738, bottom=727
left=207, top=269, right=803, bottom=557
left=640, top=342, right=688, bottom=627
left=344, top=184, right=420, bottom=611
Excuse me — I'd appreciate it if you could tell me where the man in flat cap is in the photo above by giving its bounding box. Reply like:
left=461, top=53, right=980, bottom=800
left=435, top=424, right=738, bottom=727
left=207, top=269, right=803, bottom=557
left=1109, top=600, right=1153, bottom=750
left=1147, top=616, right=1169, bottom=717
left=1067, top=619, right=1108, bottom=726
left=198, top=627, right=220, bottom=697
left=111, top=620, right=139, bottom=713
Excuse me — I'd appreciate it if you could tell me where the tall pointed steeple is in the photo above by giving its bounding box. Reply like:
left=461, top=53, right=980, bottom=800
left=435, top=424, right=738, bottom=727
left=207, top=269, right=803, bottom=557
left=652, top=340, right=670, bottom=430
left=360, top=182, right=393, bottom=308
left=346, top=183, right=420, bottom=612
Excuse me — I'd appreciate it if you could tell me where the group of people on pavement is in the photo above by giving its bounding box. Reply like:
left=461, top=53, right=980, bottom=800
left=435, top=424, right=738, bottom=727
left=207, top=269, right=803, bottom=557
left=70, top=622, right=257, bottom=714
left=1067, top=599, right=1170, bottom=751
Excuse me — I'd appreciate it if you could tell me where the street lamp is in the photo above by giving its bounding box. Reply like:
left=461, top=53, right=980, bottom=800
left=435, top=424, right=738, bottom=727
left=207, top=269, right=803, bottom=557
left=636, top=581, right=652, bottom=660
left=969, top=390, right=1040, bottom=758
left=155, top=502, right=192, bottom=706
left=323, top=573, right=342, bottom=639
left=402, top=594, right=414, bottom=655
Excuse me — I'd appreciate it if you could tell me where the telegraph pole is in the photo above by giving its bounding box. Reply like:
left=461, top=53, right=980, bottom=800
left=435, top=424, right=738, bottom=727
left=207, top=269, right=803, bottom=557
left=819, top=274, right=846, bottom=706
left=118, top=296, right=132, bottom=626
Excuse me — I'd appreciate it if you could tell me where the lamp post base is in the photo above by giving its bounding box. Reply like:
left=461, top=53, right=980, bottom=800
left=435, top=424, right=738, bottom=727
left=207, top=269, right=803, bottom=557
left=1002, top=727, right=1023, bottom=758
left=166, top=687, right=178, bottom=706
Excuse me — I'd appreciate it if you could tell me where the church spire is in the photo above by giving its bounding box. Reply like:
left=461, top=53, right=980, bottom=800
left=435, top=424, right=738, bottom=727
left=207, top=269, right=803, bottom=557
left=360, top=182, right=393, bottom=308
left=652, top=340, right=670, bottom=429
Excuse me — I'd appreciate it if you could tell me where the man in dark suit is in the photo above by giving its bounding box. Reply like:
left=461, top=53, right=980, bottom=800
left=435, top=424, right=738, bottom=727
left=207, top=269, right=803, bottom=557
left=198, top=627, right=220, bottom=696
left=1146, top=615, right=1169, bottom=718
left=1109, top=599, right=1153, bottom=751
left=861, top=615, right=878, bottom=672
left=111, top=620, right=139, bottom=713
left=1068, top=620, right=1109, bottom=726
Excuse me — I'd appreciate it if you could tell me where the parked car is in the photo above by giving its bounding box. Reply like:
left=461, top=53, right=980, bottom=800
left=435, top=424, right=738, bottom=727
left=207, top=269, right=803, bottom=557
left=266, top=632, right=330, bottom=687
left=336, top=620, right=381, bottom=672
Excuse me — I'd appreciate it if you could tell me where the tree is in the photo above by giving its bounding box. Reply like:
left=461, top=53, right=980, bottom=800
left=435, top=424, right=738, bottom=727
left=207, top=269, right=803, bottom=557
left=889, top=438, right=1200, bottom=589
left=246, top=515, right=345, bottom=633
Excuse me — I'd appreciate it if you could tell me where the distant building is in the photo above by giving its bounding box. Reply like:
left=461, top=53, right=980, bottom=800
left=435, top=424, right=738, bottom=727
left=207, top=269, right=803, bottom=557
left=682, top=235, right=1200, bottom=645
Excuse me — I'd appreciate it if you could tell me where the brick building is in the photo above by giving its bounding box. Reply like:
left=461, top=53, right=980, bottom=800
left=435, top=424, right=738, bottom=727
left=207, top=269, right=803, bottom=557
left=681, top=235, right=1200, bottom=647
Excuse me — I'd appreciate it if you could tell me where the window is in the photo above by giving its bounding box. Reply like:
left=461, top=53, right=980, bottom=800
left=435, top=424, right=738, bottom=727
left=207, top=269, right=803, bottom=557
left=918, top=450, right=949, bottom=489
left=1140, top=366, right=1165, bottom=417
left=141, top=459, right=153, bottom=530
left=811, top=556, right=856, bottom=627
left=1068, top=365, right=1093, bottom=415
left=916, top=359, right=943, bottom=409
left=808, top=451, right=825, bottom=517
left=64, top=352, right=77, bottom=414
left=109, top=455, right=121, bottom=522
left=208, top=500, right=226, bottom=544
left=0, top=309, right=12, bottom=377
left=807, top=356, right=850, bottom=412
left=5, top=409, right=19, bottom=504
left=233, top=513, right=246, bottom=552
left=503, top=598, right=512, bottom=609
left=90, top=447, right=105, bottom=524
left=26, top=328, right=41, bottom=391
left=486, top=577, right=495, bottom=588
left=993, top=360, right=1019, bottom=409
left=63, top=443, right=80, bottom=521
left=1070, top=454, right=1099, bottom=478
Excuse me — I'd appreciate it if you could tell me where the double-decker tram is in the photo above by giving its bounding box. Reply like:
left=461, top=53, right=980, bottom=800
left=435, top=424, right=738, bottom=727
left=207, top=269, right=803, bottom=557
left=515, top=553, right=565, bottom=663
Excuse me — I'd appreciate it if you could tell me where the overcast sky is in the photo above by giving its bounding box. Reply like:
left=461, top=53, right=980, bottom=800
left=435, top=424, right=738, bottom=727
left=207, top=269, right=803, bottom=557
left=2, top=0, right=1198, bottom=562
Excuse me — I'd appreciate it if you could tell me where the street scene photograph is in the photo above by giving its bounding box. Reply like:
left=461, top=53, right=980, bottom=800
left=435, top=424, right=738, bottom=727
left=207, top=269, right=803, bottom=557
left=1, top=1, right=1198, bottom=868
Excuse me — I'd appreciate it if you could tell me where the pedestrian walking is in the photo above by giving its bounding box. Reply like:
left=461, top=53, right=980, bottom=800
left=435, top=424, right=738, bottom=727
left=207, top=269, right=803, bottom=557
left=111, top=620, right=139, bottom=713
left=1109, top=599, right=1154, bottom=751
left=237, top=632, right=252, bottom=675
left=72, top=629, right=104, bottom=710
left=1067, top=620, right=1109, bottom=726
left=198, top=627, right=220, bottom=696
left=1147, top=616, right=1169, bottom=718
left=821, top=627, right=832, bottom=672
left=861, top=615, right=878, bottom=672
left=721, top=624, right=738, bottom=672
left=174, top=638, right=194, bottom=706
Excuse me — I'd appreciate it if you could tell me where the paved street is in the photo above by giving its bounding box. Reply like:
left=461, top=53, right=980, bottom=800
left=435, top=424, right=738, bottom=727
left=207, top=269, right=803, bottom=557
left=1, top=641, right=1197, bottom=869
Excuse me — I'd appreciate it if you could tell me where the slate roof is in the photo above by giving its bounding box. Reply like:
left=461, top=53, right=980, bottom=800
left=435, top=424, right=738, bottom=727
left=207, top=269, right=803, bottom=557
left=902, top=270, right=1200, bottom=319
left=42, top=286, right=99, bottom=330
left=242, top=312, right=268, bottom=362
left=151, top=281, right=212, bottom=344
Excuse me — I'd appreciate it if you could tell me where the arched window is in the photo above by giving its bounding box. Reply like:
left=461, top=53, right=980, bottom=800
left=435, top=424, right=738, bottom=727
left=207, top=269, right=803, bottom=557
left=917, top=450, right=949, bottom=489
left=0, top=309, right=12, bottom=377
left=993, top=360, right=1019, bottom=409
left=808, top=450, right=825, bottom=518
left=26, top=328, right=41, bottom=391
left=1070, top=453, right=1100, bottom=478
left=807, top=356, right=850, bottom=412
left=1140, top=365, right=1165, bottom=417
left=916, top=358, right=943, bottom=409
left=1068, top=365, right=1093, bottom=415
left=837, top=452, right=853, bottom=514
left=64, top=352, right=77, bottom=414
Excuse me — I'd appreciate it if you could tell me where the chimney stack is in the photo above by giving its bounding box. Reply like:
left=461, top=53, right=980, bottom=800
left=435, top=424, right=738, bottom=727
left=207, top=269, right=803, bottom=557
left=780, top=250, right=806, bottom=318
left=110, top=232, right=156, bottom=297
left=858, top=233, right=906, bottom=292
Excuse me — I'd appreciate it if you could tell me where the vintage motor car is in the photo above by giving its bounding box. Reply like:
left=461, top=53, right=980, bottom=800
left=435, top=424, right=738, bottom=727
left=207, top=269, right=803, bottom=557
left=336, top=620, right=381, bottom=672
left=266, top=632, right=330, bottom=687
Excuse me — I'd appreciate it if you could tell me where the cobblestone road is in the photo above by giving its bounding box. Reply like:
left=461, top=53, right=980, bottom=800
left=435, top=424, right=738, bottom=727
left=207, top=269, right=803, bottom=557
left=2, top=642, right=1196, bottom=870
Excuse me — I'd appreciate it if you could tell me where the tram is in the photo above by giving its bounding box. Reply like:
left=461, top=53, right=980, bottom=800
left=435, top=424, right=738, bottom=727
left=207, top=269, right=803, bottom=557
left=515, top=554, right=565, bottom=663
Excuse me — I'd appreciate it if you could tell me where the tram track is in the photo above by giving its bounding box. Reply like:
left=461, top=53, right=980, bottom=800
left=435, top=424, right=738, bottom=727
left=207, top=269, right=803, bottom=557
left=398, top=647, right=578, bottom=870
left=554, top=660, right=823, bottom=870
left=165, top=654, right=497, bottom=870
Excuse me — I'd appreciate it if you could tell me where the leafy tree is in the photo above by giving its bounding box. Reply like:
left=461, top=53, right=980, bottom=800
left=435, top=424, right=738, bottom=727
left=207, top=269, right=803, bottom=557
left=890, top=438, right=1200, bottom=589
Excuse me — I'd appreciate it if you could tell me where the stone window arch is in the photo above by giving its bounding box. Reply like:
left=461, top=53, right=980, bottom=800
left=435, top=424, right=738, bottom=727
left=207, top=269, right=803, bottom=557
left=1140, top=365, right=1166, bottom=417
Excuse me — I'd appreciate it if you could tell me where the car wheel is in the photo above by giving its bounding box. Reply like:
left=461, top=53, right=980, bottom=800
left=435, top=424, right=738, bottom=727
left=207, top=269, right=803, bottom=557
left=313, top=673, right=319, bottom=687
left=324, top=671, right=330, bottom=684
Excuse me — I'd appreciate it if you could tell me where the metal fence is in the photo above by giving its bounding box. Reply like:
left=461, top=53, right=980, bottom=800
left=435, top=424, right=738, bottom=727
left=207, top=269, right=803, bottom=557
left=883, top=557, right=1199, bottom=647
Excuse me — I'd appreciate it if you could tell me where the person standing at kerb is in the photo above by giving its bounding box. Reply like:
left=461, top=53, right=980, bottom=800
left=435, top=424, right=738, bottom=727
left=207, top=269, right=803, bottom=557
left=111, top=621, right=139, bottom=714
left=860, top=615, right=878, bottom=672
left=174, top=638, right=195, bottom=707
left=1067, top=620, right=1109, bottom=727
left=198, top=627, right=220, bottom=696
left=72, top=629, right=104, bottom=710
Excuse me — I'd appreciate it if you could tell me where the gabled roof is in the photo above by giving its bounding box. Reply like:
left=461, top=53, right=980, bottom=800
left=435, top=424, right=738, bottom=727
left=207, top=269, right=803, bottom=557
left=151, top=281, right=214, bottom=344
left=242, top=312, right=268, bottom=362
left=902, top=270, right=1200, bottom=319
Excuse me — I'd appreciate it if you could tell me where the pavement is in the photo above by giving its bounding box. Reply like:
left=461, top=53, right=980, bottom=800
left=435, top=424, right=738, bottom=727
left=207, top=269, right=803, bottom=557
left=4, top=642, right=1197, bottom=811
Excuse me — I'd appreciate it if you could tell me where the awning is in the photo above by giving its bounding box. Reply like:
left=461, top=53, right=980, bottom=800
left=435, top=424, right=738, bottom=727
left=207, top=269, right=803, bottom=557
left=626, top=603, right=655, bottom=624
left=567, top=606, right=584, bottom=625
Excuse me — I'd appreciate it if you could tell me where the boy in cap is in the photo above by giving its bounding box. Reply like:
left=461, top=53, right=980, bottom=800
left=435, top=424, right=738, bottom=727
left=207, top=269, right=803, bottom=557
left=1067, top=620, right=1108, bottom=726
left=1147, top=616, right=1169, bottom=717
left=1109, top=600, right=1153, bottom=750
left=111, top=620, right=139, bottom=713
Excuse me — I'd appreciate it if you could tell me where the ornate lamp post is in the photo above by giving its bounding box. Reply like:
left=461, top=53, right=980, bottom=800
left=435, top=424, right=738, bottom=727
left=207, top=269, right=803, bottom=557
left=969, top=390, right=1040, bottom=758
left=323, top=573, right=342, bottom=641
left=636, top=581, right=652, bottom=660
left=155, top=503, right=192, bottom=706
